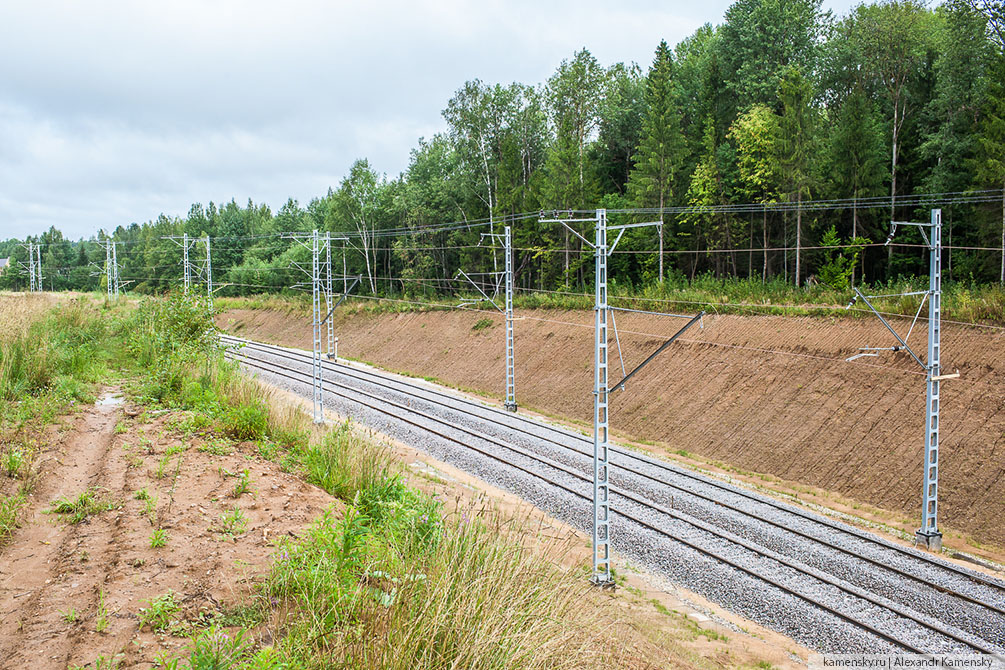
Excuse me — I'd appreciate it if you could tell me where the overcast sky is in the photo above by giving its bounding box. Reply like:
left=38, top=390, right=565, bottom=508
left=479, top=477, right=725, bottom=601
left=1, top=0, right=863, bottom=241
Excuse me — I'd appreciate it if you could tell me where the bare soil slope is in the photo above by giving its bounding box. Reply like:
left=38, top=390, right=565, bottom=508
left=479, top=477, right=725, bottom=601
left=219, top=307, right=1005, bottom=548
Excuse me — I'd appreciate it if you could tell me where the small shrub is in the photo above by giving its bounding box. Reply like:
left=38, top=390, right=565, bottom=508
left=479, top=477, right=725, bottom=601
left=0, top=494, right=26, bottom=542
left=301, top=422, right=391, bottom=502
left=221, top=403, right=269, bottom=441
left=471, top=318, right=494, bottom=331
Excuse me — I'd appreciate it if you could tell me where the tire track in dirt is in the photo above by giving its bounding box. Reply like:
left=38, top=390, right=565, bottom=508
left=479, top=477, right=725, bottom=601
left=1, top=389, right=341, bottom=668
left=0, top=390, right=120, bottom=667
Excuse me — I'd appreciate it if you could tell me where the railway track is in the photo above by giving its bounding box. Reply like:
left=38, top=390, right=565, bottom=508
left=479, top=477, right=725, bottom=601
left=220, top=334, right=1005, bottom=657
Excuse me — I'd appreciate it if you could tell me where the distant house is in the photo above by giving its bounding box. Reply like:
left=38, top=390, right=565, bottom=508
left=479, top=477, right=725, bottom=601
left=0, top=258, right=8, bottom=275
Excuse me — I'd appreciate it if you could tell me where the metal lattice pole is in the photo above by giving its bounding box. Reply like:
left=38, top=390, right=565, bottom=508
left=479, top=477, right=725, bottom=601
left=504, top=225, right=517, bottom=411
left=36, top=244, right=43, bottom=292
left=919, top=209, right=943, bottom=549
left=182, top=233, right=191, bottom=294
left=111, top=241, right=120, bottom=299
left=311, top=230, right=324, bottom=423
left=592, top=208, right=613, bottom=586
left=847, top=208, right=947, bottom=552
left=205, top=236, right=213, bottom=310
left=30, top=242, right=37, bottom=293
left=105, top=241, right=114, bottom=299
left=325, top=232, right=334, bottom=358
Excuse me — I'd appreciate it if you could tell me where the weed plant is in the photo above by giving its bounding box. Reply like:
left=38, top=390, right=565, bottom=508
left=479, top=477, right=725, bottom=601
left=48, top=488, right=118, bottom=524
left=139, top=591, right=181, bottom=632
left=150, top=528, right=168, bottom=548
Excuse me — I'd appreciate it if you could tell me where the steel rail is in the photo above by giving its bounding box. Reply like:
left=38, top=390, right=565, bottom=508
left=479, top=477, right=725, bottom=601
left=221, top=334, right=1005, bottom=606
left=224, top=345, right=1002, bottom=656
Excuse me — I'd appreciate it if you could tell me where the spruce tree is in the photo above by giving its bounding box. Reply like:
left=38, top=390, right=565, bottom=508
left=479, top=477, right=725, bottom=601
left=628, top=40, right=687, bottom=281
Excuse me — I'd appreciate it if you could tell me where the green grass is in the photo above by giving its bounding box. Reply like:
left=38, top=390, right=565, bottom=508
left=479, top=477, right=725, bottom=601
left=138, top=591, right=181, bottom=632
left=219, top=508, right=247, bottom=537
left=47, top=488, right=118, bottom=524
left=0, top=493, right=27, bottom=543
left=230, top=469, right=252, bottom=498
left=95, top=588, right=110, bottom=633
left=215, top=274, right=1005, bottom=325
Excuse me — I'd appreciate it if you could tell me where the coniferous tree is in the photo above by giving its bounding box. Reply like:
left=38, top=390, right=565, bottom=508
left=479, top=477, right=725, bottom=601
left=628, top=40, right=688, bottom=281
left=975, top=53, right=1005, bottom=283
left=777, top=66, right=817, bottom=286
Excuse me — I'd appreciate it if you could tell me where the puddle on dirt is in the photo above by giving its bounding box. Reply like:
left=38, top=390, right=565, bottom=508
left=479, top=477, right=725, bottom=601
left=96, top=393, right=124, bottom=406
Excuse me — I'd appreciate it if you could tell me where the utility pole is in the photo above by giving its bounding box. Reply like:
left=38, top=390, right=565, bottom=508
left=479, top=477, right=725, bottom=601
left=455, top=224, right=517, bottom=411
left=592, top=208, right=612, bottom=586
left=325, top=232, right=334, bottom=358
left=163, top=234, right=201, bottom=295
left=96, top=239, right=122, bottom=299
left=204, top=235, right=213, bottom=311
left=30, top=242, right=38, bottom=293
left=311, top=230, right=323, bottom=423
left=540, top=209, right=705, bottom=587
left=106, top=240, right=115, bottom=299
left=112, top=241, right=119, bottom=299
left=283, top=230, right=327, bottom=423
left=504, top=225, right=516, bottom=411
left=283, top=231, right=352, bottom=423
left=847, top=209, right=951, bottom=551
left=182, top=233, right=191, bottom=293
left=19, top=241, right=42, bottom=293
left=35, top=244, right=43, bottom=293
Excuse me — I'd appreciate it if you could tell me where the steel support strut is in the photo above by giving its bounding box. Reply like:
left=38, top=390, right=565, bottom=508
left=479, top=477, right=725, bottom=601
left=592, top=208, right=614, bottom=587
left=504, top=225, right=517, bottom=412
left=919, top=209, right=942, bottom=550
left=112, top=241, right=119, bottom=299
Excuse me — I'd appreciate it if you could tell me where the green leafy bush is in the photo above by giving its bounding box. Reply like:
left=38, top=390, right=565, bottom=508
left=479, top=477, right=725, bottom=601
left=221, top=402, right=269, bottom=441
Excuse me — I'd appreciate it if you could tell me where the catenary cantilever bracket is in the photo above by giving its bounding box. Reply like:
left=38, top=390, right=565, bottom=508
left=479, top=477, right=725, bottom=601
left=454, top=269, right=503, bottom=313
left=849, top=287, right=926, bottom=369
left=320, top=275, right=361, bottom=327
left=611, top=311, right=705, bottom=393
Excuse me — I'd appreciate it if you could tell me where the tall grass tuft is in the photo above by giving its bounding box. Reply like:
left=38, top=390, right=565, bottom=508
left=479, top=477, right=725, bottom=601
left=265, top=504, right=637, bottom=670
left=0, top=296, right=106, bottom=402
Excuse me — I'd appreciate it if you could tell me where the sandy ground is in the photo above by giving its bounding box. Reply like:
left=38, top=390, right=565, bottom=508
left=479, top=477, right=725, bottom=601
left=0, top=389, right=336, bottom=669
left=218, top=306, right=1005, bottom=557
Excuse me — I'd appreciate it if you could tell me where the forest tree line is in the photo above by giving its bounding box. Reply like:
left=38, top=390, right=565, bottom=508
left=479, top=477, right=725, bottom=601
left=3, top=0, right=1005, bottom=297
